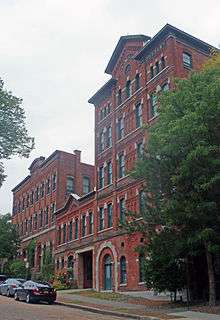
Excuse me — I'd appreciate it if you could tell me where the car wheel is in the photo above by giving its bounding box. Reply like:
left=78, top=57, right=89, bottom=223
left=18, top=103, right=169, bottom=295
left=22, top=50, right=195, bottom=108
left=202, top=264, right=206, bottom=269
left=14, top=292, right=19, bottom=301
left=26, top=294, right=32, bottom=303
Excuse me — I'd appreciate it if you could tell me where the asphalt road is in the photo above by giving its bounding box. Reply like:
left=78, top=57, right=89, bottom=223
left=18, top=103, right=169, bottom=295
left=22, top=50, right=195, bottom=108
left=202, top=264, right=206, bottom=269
left=0, top=295, right=130, bottom=320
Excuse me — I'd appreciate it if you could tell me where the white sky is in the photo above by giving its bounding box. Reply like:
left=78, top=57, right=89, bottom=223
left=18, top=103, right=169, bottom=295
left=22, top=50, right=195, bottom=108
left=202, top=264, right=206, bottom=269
left=0, top=0, right=220, bottom=214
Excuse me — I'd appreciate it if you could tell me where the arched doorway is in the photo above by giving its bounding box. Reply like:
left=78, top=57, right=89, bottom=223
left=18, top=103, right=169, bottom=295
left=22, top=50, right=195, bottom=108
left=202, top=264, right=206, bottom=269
left=104, top=255, right=112, bottom=290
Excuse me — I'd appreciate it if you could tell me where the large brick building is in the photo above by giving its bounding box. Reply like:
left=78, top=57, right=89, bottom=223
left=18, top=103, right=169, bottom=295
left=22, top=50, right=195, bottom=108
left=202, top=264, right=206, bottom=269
left=12, top=150, right=94, bottom=272
left=53, top=24, right=214, bottom=291
left=12, top=24, right=215, bottom=291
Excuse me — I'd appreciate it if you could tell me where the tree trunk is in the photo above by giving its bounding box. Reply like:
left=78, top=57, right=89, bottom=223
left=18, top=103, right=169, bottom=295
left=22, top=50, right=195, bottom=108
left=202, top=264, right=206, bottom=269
left=205, top=243, right=216, bottom=306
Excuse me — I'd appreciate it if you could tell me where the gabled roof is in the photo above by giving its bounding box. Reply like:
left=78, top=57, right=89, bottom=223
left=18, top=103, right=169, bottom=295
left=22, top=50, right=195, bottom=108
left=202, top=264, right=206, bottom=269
left=88, top=78, right=117, bottom=105
left=55, top=190, right=96, bottom=216
left=135, top=24, right=216, bottom=61
left=105, top=34, right=150, bottom=75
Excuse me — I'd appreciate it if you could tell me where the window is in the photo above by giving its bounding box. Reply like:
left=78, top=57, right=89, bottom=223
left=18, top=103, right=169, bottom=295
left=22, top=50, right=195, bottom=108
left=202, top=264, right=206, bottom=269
left=117, top=117, right=124, bottom=140
left=107, top=161, right=113, bottom=185
left=139, top=254, right=145, bottom=282
left=67, top=255, right=74, bottom=269
left=83, top=176, right=90, bottom=194
left=118, top=89, right=122, bottom=106
left=58, top=226, right=61, bottom=244
left=183, top=52, right=192, bottom=69
left=69, top=221, right=73, bottom=241
left=35, top=187, right=39, bottom=202
left=162, top=82, right=169, bottom=92
left=66, top=176, right=74, bottom=194
left=119, top=198, right=126, bottom=224
left=25, top=219, right=28, bottom=233
left=99, top=166, right=104, bottom=189
left=63, top=223, right=67, bottom=243
left=161, top=56, right=165, bottom=69
left=61, top=258, right=64, bottom=269
left=52, top=173, right=57, bottom=191
left=89, top=212, right=94, bottom=234
left=22, top=197, right=25, bottom=211
left=75, top=218, right=79, bottom=239
left=139, top=190, right=146, bottom=213
left=46, top=178, right=50, bottom=194
left=34, top=214, right=37, bottom=229
left=29, top=217, right=32, bottom=232
left=126, top=80, right=131, bottom=98
left=107, top=203, right=113, bottom=228
left=150, top=94, right=158, bottom=119
left=51, top=202, right=56, bottom=217
left=120, top=256, right=127, bottom=284
left=155, top=61, right=160, bottom=74
left=135, top=103, right=142, bottom=128
left=30, top=191, right=34, bottom=205
left=39, top=210, right=43, bottom=227
left=56, top=259, right=59, bottom=270
left=150, top=66, right=154, bottom=79
left=107, top=126, right=112, bottom=148
left=45, top=206, right=49, bottom=225
left=137, top=141, right=144, bottom=158
left=26, top=195, right=29, bottom=208
left=135, top=73, right=140, bottom=91
left=82, top=215, right=86, bottom=237
left=99, top=129, right=105, bottom=152
left=40, top=182, right=44, bottom=198
left=99, top=207, right=104, bottom=230
left=118, top=154, right=125, bottom=178
left=18, top=201, right=21, bottom=213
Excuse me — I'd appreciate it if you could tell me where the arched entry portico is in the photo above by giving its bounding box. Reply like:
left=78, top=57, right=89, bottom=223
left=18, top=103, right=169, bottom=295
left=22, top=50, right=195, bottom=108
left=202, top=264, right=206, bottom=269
left=96, top=242, right=118, bottom=291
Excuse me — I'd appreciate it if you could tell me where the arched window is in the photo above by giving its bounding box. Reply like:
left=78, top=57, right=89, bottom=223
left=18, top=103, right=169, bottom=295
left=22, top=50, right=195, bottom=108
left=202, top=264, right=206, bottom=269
left=183, top=52, right=192, bottom=69
left=118, top=89, right=122, bottom=106
left=126, top=80, right=131, bottom=98
left=104, top=255, right=112, bottom=290
left=135, top=73, right=140, bottom=91
left=120, top=256, right=127, bottom=284
left=139, top=254, right=145, bottom=282
left=67, top=255, right=74, bottom=268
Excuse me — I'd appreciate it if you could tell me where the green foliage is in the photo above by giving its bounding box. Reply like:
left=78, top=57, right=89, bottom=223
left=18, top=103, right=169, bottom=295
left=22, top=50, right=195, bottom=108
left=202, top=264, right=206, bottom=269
left=0, top=79, right=34, bottom=187
left=8, top=260, right=26, bottom=278
left=130, top=61, right=220, bottom=304
left=40, top=248, right=54, bottom=282
left=0, top=214, right=20, bottom=260
left=27, top=240, right=36, bottom=268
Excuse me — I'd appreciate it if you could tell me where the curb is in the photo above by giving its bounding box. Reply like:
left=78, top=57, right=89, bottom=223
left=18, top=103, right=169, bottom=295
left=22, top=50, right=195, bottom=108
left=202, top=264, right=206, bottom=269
left=56, top=301, right=161, bottom=320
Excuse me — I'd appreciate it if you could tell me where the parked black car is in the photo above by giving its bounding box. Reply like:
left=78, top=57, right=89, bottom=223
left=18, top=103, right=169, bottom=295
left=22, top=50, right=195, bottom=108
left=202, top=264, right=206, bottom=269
left=0, top=278, right=26, bottom=297
left=0, top=275, right=7, bottom=284
left=14, top=280, right=56, bottom=304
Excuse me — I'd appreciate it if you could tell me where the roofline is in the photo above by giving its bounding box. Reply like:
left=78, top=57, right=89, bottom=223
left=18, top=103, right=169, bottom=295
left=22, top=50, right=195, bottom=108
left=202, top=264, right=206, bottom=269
left=55, top=190, right=96, bottom=216
left=105, top=34, right=150, bottom=75
left=88, top=78, right=117, bottom=105
left=12, top=175, right=31, bottom=192
left=135, top=23, right=216, bottom=61
left=12, top=150, right=81, bottom=193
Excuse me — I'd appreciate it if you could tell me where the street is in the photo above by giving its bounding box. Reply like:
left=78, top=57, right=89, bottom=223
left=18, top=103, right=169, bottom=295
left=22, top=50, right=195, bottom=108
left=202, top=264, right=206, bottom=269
left=0, top=295, right=130, bottom=320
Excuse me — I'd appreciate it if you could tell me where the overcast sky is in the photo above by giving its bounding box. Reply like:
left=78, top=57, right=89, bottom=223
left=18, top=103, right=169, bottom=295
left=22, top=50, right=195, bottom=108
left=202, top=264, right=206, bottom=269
left=0, top=0, right=219, bottom=214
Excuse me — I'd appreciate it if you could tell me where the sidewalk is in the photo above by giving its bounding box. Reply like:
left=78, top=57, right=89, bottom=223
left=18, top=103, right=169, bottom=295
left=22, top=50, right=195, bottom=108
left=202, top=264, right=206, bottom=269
left=57, top=290, right=220, bottom=320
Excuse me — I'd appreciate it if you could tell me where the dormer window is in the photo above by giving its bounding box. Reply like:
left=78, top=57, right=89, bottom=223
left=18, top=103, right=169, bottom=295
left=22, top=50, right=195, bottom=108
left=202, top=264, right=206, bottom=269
left=183, top=52, right=192, bottom=69
left=66, top=176, right=74, bottom=194
left=155, top=61, right=160, bottom=74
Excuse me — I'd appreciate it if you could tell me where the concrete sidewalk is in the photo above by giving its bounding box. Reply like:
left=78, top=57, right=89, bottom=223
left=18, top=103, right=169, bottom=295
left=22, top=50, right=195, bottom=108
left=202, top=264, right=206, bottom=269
left=57, top=290, right=220, bottom=320
left=169, top=311, right=220, bottom=320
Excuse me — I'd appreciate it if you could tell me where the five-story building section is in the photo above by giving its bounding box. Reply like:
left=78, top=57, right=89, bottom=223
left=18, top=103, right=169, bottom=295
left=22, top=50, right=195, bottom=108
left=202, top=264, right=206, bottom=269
left=55, top=24, right=214, bottom=292
left=12, top=150, right=94, bottom=272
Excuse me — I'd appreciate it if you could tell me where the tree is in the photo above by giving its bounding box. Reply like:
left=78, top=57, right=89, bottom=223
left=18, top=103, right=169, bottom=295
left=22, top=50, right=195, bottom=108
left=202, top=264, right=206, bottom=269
left=0, top=214, right=20, bottom=271
left=40, top=248, right=54, bottom=282
left=0, top=79, right=34, bottom=187
left=8, top=260, right=26, bottom=278
left=131, top=54, right=220, bottom=306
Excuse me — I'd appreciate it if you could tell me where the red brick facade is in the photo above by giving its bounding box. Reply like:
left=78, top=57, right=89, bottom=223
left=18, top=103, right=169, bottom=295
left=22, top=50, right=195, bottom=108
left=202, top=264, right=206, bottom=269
left=12, top=150, right=94, bottom=272
left=12, top=24, right=214, bottom=291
